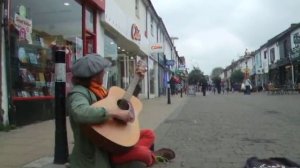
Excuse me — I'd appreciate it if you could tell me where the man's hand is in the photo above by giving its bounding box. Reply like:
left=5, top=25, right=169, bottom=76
left=136, top=67, right=146, bottom=79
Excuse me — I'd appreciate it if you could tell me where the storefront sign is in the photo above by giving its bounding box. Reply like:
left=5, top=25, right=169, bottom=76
left=150, top=43, right=163, bottom=53
left=131, top=24, right=141, bottom=41
left=14, top=14, right=32, bottom=44
left=88, top=0, right=105, bottom=11
left=178, top=66, right=185, bottom=71
left=166, top=60, right=175, bottom=66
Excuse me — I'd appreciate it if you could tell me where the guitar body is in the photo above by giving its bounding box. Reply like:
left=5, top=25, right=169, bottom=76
left=84, top=86, right=143, bottom=154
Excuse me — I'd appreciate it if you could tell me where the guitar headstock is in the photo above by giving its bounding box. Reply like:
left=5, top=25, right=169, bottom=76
left=136, top=60, right=147, bottom=77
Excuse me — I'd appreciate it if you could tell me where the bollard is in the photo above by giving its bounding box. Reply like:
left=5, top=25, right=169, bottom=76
left=167, top=87, right=171, bottom=104
left=54, top=49, right=69, bottom=164
left=181, top=88, right=183, bottom=98
left=167, top=72, right=171, bottom=104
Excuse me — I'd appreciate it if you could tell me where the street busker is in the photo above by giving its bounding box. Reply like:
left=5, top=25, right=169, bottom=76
left=67, top=54, right=175, bottom=168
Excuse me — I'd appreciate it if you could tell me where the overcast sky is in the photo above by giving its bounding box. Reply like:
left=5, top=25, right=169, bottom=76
left=151, top=0, right=300, bottom=75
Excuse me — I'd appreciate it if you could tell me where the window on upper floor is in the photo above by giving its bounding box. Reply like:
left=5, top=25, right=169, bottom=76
left=151, top=17, right=154, bottom=36
left=135, top=0, right=139, bottom=18
left=157, top=27, right=159, bottom=42
left=270, top=48, right=275, bottom=64
left=258, top=54, right=262, bottom=67
left=283, top=39, right=289, bottom=58
left=264, top=51, right=267, bottom=59
left=145, top=10, right=148, bottom=38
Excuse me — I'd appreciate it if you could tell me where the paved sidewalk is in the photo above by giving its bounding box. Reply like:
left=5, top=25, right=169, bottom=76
left=0, top=95, right=188, bottom=168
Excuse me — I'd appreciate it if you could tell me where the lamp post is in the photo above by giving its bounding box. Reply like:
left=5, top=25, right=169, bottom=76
left=245, top=61, right=248, bottom=79
left=167, top=36, right=179, bottom=104
left=167, top=66, right=171, bottom=104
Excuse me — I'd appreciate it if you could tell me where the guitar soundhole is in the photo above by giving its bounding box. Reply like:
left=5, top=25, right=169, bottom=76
left=117, top=99, right=130, bottom=110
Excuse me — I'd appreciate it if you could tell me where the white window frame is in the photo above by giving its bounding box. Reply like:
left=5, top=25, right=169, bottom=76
left=135, top=0, right=139, bottom=18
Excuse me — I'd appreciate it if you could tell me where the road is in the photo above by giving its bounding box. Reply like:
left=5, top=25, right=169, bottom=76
left=153, top=92, right=300, bottom=168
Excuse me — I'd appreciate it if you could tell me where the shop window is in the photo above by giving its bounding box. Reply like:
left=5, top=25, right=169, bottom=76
left=264, top=51, right=267, bottom=59
left=151, top=17, right=153, bottom=36
left=270, top=48, right=275, bottom=64
left=9, top=0, right=82, bottom=125
left=104, top=34, right=118, bottom=88
left=83, top=4, right=97, bottom=54
left=149, top=58, right=155, bottom=94
left=283, top=40, right=289, bottom=58
left=9, top=1, right=82, bottom=99
left=86, top=7, right=94, bottom=32
left=145, top=10, right=148, bottom=38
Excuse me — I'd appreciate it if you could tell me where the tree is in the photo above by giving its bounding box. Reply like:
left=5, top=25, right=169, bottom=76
left=212, top=76, right=222, bottom=93
left=230, top=69, right=244, bottom=84
left=211, top=67, right=224, bottom=79
left=188, top=67, right=206, bottom=85
left=212, top=76, right=221, bottom=85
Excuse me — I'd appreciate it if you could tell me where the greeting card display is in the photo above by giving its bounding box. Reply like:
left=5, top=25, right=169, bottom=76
left=18, top=47, right=28, bottom=63
left=28, top=53, right=38, bottom=64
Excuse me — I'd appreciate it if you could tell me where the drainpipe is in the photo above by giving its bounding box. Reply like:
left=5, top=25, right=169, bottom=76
left=289, top=52, right=295, bottom=88
left=0, top=0, right=4, bottom=125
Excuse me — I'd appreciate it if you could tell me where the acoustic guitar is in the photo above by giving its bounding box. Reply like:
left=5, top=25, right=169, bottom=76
left=83, top=61, right=147, bottom=154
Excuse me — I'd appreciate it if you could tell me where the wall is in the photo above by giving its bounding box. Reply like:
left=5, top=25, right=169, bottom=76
left=115, top=0, right=135, bottom=17
left=261, top=47, right=269, bottom=73
left=255, top=51, right=263, bottom=74
left=97, top=12, right=105, bottom=56
left=105, top=0, right=137, bottom=45
left=268, top=43, right=280, bottom=64
left=164, top=41, right=172, bottom=60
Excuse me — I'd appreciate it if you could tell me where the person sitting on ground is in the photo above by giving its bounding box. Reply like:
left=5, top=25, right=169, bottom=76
left=67, top=54, right=175, bottom=168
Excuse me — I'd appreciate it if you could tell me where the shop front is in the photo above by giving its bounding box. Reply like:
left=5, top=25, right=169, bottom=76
left=6, top=0, right=104, bottom=126
left=148, top=55, right=158, bottom=98
left=102, top=0, right=150, bottom=98
left=102, top=23, right=149, bottom=99
left=157, top=53, right=167, bottom=96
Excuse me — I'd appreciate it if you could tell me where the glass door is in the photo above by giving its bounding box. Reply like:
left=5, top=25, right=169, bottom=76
left=119, top=54, right=128, bottom=89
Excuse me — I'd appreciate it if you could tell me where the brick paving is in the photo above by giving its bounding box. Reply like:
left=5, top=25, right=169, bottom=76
left=153, top=92, right=300, bottom=168
left=1, top=92, right=300, bottom=168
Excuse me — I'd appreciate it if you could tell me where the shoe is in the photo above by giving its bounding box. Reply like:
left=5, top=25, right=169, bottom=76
left=154, top=148, right=175, bottom=162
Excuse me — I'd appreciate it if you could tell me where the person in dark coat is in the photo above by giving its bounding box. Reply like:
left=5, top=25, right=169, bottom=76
left=201, top=81, right=208, bottom=96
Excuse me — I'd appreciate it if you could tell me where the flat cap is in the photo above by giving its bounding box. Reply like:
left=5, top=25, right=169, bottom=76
left=72, top=53, right=111, bottom=78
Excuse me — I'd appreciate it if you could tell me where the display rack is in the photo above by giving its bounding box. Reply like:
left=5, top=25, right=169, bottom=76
left=11, top=39, right=55, bottom=101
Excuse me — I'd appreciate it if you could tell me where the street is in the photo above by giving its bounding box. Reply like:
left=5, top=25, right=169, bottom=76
left=153, top=92, right=300, bottom=168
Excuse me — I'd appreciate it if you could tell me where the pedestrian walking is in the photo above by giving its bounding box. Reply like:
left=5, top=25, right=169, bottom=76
left=201, top=81, right=208, bottom=96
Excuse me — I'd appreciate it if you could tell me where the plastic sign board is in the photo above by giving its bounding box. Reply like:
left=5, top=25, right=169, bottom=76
left=166, top=60, right=175, bottom=66
left=178, top=67, right=186, bottom=71
left=150, top=43, right=163, bottom=53
left=131, top=24, right=141, bottom=41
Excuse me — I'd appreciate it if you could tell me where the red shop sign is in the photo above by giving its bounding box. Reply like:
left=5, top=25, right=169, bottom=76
left=88, top=0, right=105, bottom=11
left=131, top=24, right=141, bottom=41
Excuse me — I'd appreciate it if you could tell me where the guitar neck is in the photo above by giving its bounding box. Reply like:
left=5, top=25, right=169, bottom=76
left=123, top=74, right=140, bottom=101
